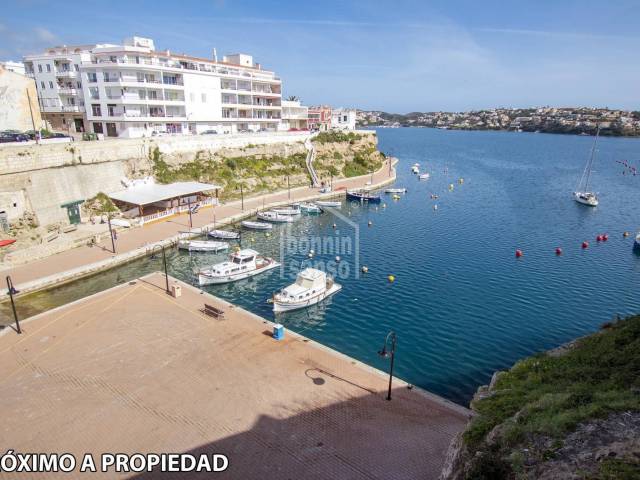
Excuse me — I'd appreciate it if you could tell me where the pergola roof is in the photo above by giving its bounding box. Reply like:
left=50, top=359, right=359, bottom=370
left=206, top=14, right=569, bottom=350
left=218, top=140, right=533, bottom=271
left=108, top=181, right=220, bottom=206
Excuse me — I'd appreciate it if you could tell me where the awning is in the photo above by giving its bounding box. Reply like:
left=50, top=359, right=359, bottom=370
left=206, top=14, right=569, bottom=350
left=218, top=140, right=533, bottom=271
left=108, top=181, right=220, bottom=207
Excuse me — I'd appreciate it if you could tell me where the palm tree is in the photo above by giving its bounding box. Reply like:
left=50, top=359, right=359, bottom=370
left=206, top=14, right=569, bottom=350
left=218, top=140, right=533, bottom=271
left=286, top=95, right=299, bottom=102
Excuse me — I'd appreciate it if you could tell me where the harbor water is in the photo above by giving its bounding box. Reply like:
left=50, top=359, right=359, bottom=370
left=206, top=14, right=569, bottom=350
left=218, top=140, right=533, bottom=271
left=4, top=128, right=640, bottom=405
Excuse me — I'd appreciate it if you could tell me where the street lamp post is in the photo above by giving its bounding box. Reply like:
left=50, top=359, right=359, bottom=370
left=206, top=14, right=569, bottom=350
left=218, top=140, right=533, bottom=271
left=187, top=197, right=193, bottom=229
left=107, top=214, right=116, bottom=254
left=6, top=276, right=21, bottom=334
left=287, top=175, right=291, bottom=200
left=150, top=245, right=170, bottom=294
left=238, top=184, right=244, bottom=211
left=377, top=331, right=397, bottom=401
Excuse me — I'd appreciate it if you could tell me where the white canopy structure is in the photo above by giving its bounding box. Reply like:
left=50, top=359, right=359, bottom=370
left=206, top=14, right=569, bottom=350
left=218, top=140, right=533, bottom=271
left=109, top=181, right=220, bottom=206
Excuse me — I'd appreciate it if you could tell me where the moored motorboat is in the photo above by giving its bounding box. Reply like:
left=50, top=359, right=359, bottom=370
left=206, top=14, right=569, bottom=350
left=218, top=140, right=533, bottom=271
left=257, top=210, right=295, bottom=223
left=346, top=189, right=382, bottom=203
left=315, top=200, right=341, bottom=208
left=178, top=240, right=229, bottom=252
left=271, top=268, right=342, bottom=312
left=197, top=248, right=280, bottom=285
left=299, top=202, right=323, bottom=214
left=208, top=229, right=240, bottom=240
left=419, top=173, right=430, bottom=180
left=385, top=188, right=407, bottom=193
left=241, top=220, right=273, bottom=230
left=272, top=204, right=301, bottom=216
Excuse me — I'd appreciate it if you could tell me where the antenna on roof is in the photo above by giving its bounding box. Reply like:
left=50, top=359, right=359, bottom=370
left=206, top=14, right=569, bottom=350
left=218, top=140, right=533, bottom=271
left=213, top=48, right=218, bottom=62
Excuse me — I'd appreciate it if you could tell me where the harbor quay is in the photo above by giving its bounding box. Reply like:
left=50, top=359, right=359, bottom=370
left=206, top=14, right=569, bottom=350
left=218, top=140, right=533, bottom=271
left=0, top=157, right=396, bottom=300
left=0, top=272, right=470, bottom=479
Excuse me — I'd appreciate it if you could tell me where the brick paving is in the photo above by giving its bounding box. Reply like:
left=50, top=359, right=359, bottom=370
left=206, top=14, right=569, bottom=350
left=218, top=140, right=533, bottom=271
left=0, top=272, right=470, bottom=479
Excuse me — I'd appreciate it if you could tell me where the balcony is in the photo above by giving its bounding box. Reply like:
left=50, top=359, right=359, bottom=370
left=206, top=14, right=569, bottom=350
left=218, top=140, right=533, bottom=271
left=56, top=70, right=78, bottom=78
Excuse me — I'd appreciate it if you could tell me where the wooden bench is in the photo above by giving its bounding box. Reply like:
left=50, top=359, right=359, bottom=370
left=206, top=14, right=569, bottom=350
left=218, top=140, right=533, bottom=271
left=62, top=224, right=78, bottom=234
left=203, top=303, right=225, bottom=319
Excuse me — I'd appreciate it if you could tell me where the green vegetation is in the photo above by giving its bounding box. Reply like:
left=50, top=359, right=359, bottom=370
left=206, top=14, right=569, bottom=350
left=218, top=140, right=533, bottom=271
left=341, top=146, right=383, bottom=178
left=85, top=192, right=118, bottom=214
left=591, top=458, right=640, bottom=480
left=463, top=314, right=640, bottom=478
left=150, top=149, right=310, bottom=199
left=314, top=131, right=363, bottom=144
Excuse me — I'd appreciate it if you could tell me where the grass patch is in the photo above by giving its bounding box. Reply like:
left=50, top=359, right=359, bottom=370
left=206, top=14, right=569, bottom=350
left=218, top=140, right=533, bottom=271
left=314, top=131, right=363, bottom=144
left=465, top=315, right=640, bottom=453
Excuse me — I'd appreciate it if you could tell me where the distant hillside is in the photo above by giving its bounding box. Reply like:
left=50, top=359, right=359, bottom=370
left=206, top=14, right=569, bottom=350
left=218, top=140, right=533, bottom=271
left=441, top=314, right=640, bottom=480
left=357, top=108, right=640, bottom=136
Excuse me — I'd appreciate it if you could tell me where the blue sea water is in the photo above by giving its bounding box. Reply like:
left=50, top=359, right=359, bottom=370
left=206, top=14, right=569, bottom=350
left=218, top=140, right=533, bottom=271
left=8, top=128, right=640, bottom=405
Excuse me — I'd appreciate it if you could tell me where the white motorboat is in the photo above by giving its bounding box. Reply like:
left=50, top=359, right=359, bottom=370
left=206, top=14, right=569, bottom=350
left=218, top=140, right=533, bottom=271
left=271, top=268, right=342, bottom=312
left=208, top=229, right=240, bottom=240
left=257, top=211, right=295, bottom=223
left=315, top=200, right=341, bottom=208
left=197, top=248, right=280, bottom=285
left=411, top=165, right=420, bottom=174
left=178, top=240, right=229, bottom=252
left=574, top=126, right=600, bottom=207
left=419, top=173, right=430, bottom=180
left=272, top=204, right=301, bottom=216
left=299, top=202, right=323, bottom=214
left=385, top=188, right=407, bottom=194
left=241, top=220, right=273, bottom=230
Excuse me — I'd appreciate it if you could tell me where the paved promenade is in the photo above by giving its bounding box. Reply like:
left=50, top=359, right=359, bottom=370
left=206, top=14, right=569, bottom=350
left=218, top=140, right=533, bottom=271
left=1, top=159, right=396, bottom=294
left=0, top=273, right=470, bottom=479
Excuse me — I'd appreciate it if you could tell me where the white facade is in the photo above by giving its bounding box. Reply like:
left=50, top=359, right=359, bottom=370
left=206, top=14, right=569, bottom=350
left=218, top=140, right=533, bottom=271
left=331, top=108, right=357, bottom=131
left=23, top=37, right=282, bottom=137
left=0, top=61, right=26, bottom=75
left=279, top=100, right=308, bottom=130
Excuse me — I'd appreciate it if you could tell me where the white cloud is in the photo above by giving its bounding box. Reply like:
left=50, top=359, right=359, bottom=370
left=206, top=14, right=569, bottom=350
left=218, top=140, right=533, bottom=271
left=34, top=27, right=57, bottom=43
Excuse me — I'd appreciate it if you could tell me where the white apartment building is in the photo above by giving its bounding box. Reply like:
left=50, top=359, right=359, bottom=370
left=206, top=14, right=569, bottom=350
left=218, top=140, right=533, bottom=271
left=331, top=108, right=357, bottom=131
left=23, top=37, right=282, bottom=137
left=279, top=100, right=308, bottom=130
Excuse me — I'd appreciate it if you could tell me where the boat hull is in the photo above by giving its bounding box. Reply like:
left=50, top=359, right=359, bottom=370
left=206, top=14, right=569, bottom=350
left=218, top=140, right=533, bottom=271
left=241, top=221, right=272, bottom=230
left=208, top=230, right=240, bottom=239
left=346, top=192, right=382, bottom=204
left=178, top=241, right=228, bottom=252
left=273, top=283, right=342, bottom=312
left=198, top=261, right=281, bottom=285
left=315, top=201, right=341, bottom=207
left=574, top=192, right=598, bottom=207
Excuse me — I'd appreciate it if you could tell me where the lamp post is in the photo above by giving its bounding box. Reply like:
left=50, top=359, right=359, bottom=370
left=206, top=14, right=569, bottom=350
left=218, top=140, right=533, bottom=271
left=377, top=331, right=397, bottom=401
left=150, top=245, right=170, bottom=294
left=238, top=184, right=244, bottom=211
left=107, top=214, right=116, bottom=254
left=187, top=197, right=193, bottom=229
left=6, top=276, right=21, bottom=334
left=287, top=175, right=291, bottom=200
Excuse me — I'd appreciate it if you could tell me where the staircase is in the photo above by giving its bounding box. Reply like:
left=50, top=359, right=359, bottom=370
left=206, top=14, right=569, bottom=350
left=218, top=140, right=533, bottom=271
left=305, top=136, right=320, bottom=188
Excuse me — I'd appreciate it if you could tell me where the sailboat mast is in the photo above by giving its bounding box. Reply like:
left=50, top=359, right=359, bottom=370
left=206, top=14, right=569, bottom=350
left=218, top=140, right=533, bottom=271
left=584, top=125, right=600, bottom=191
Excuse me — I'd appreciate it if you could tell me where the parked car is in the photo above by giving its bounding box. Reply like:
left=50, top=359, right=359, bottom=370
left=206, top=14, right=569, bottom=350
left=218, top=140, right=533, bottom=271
left=200, top=130, right=218, bottom=135
left=238, top=129, right=250, bottom=134
left=151, top=131, right=168, bottom=137
left=0, top=133, right=29, bottom=143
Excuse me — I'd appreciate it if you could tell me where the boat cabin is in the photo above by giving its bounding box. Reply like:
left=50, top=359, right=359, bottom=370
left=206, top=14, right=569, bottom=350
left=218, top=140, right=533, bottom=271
left=213, top=249, right=258, bottom=275
left=281, top=268, right=327, bottom=301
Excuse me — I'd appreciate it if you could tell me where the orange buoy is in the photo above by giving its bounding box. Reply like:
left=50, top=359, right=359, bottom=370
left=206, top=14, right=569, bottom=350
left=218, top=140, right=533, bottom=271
left=515, top=249, right=523, bottom=258
left=555, top=247, right=562, bottom=255
left=582, top=241, right=589, bottom=249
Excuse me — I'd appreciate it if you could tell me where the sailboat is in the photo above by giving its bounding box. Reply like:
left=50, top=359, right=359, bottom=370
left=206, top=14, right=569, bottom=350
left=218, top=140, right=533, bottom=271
left=574, top=126, right=600, bottom=207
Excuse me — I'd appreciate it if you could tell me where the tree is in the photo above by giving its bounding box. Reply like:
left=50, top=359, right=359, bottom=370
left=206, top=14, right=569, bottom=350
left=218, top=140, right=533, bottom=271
left=286, top=95, right=299, bottom=102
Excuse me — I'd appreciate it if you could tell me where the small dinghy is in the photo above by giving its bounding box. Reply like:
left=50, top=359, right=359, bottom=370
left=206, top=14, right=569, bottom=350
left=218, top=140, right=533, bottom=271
left=315, top=200, right=341, bottom=208
left=299, top=202, right=323, bottom=214
left=241, top=220, right=273, bottom=230
left=208, top=229, right=240, bottom=240
left=271, top=268, right=342, bottom=312
left=346, top=190, right=382, bottom=204
left=178, top=240, right=229, bottom=252
left=197, top=249, right=280, bottom=285
left=419, top=173, right=430, bottom=180
left=272, top=204, right=301, bottom=216
left=257, top=211, right=295, bottom=223
left=385, top=188, right=407, bottom=194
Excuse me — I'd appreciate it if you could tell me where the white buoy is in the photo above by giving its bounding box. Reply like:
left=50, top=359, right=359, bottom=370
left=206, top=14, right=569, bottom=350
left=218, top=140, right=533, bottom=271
left=433, top=204, right=438, bottom=210
left=335, top=256, right=341, bottom=262
left=361, top=266, right=368, bottom=273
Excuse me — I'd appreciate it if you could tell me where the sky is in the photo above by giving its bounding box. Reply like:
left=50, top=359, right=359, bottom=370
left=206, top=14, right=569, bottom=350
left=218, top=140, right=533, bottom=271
left=2, top=0, right=639, bottom=112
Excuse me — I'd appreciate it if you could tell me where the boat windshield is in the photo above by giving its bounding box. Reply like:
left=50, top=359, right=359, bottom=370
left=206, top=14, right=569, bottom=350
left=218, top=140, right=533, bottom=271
left=232, top=256, right=242, bottom=264
left=295, top=276, right=314, bottom=289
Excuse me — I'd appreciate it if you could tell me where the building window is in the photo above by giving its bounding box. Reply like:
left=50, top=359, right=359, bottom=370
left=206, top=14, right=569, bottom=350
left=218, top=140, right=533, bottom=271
left=93, top=122, right=103, bottom=134
left=107, top=104, right=116, bottom=117
left=77, top=81, right=82, bottom=88
left=74, top=64, right=79, bottom=71
left=46, top=64, right=51, bottom=72
left=87, top=72, right=97, bottom=83
left=49, top=81, right=54, bottom=89
left=89, top=87, right=99, bottom=100
left=41, top=81, right=45, bottom=89
left=91, top=104, right=102, bottom=116
left=38, top=64, right=42, bottom=73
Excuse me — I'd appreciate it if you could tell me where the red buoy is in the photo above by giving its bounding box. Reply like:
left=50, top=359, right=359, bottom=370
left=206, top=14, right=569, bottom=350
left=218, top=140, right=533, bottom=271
left=603, top=234, right=609, bottom=241
left=582, top=241, right=589, bottom=249
left=515, top=249, right=523, bottom=258
left=555, top=247, right=562, bottom=255
left=596, top=235, right=603, bottom=242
